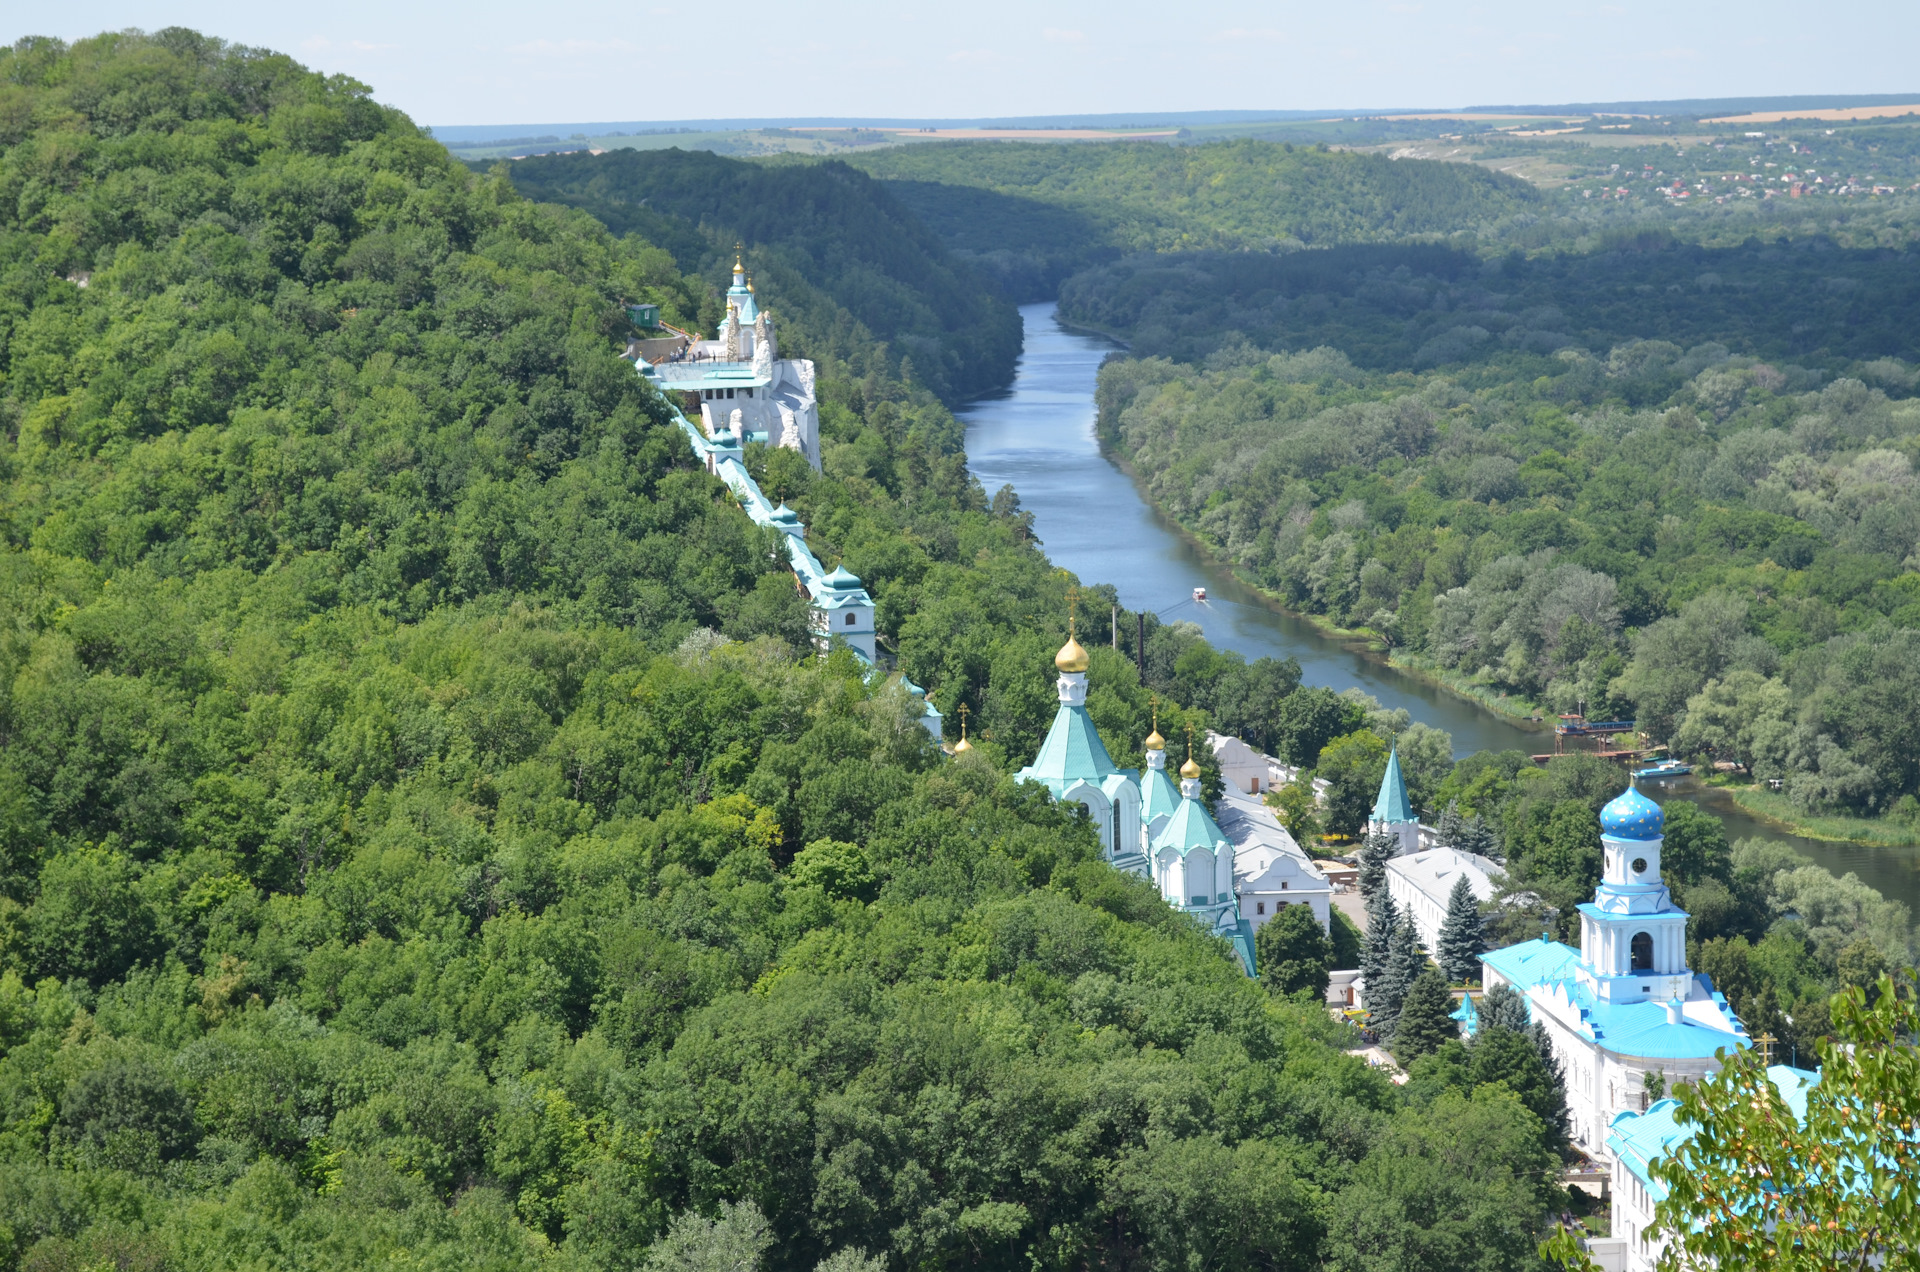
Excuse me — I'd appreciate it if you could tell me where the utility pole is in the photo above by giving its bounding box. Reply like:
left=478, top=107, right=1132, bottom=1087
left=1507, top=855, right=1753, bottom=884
left=1111, top=604, right=1118, bottom=650
left=1136, top=612, right=1145, bottom=680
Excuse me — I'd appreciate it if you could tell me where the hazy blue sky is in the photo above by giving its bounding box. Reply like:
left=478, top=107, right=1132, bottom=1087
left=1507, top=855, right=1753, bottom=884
left=22, top=1, right=1920, bottom=127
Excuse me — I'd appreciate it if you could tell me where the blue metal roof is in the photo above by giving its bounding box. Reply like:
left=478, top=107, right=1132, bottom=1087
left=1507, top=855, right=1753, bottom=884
left=1601, top=783, right=1664, bottom=840
left=1607, top=1066, right=1820, bottom=1195
left=1141, top=764, right=1181, bottom=825
left=1480, top=937, right=1583, bottom=992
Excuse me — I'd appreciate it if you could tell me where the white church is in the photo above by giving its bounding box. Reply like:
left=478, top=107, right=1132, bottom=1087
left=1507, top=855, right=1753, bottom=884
left=642, top=253, right=822, bottom=469
left=1474, top=784, right=1751, bottom=1160
left=1013, top=627, right=1334, bottom=974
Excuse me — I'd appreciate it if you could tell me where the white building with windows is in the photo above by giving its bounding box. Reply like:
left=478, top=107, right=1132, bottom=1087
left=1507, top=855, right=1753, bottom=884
left=1385, top=845, right=1499, bottom=955
left=1477, top=785, right=1750, bottom=1161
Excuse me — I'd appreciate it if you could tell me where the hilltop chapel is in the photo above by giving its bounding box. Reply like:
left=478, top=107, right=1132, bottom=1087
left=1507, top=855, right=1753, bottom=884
left=1013, top=625, right=1334, bottom=975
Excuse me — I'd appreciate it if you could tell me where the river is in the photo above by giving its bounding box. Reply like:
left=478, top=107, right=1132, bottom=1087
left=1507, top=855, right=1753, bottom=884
left=959, top=303, right=1920, bottom=911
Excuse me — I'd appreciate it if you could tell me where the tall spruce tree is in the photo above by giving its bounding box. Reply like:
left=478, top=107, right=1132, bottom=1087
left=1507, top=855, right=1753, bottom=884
left=1391, top=969, right=1459, bottom=1064
left=1371, top=915, right=1427, bottom=1037
left=1360, top=887, right=1398, bottom=989
left=1436, top=800, right=1466, bottom=847
left=1357, top=831, right=1398, bottom=899
left=1435, top=874, right=1486, bottom=983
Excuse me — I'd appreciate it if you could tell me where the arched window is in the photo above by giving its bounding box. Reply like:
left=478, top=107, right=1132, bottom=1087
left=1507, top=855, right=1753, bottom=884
left=1630, top=931, right=1654, bottom=971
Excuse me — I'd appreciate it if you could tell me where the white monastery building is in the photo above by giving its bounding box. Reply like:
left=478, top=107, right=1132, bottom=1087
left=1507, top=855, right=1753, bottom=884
left=642, top=254, right=821, bottom=469
left=1476, top=785, right=1750, bottom=1161
left=1386, top=845, right=1499, bottom=955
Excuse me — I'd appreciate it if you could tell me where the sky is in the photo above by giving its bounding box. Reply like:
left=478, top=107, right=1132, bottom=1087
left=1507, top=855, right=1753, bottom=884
left=18, top=0, right=1920, bottom=128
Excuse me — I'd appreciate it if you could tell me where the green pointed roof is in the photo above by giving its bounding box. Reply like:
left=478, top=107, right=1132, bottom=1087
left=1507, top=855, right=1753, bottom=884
left=1372, top=743, right=1414, bottom=824
left=1141, top=764, right=1181, bottom=824
left=1021, top=704, right=1122, bottom=788
left=1153, top=794, right=1229, bottom=855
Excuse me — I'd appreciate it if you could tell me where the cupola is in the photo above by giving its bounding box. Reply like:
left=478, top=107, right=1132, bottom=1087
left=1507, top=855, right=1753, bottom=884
left=1600, top=784, right=1663, bottom=840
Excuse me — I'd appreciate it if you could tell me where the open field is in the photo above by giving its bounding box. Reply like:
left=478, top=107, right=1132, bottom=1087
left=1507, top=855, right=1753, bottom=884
left=1705, top=103, right=1920, bottom=123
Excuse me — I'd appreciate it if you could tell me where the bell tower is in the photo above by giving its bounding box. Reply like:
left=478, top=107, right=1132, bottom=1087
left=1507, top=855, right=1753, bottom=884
left=1577, top=784, right=1693, bottom=1004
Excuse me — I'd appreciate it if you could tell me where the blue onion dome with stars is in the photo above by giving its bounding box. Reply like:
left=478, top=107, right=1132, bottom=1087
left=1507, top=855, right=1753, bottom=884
left=1600, top=783, right=1664, bottom=840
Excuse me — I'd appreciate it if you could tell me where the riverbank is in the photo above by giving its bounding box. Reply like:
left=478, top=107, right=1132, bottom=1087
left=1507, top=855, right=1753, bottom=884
left=1097, top=436, right=1551, bottom=729
left=1717, top=783, right=1920, bottom=848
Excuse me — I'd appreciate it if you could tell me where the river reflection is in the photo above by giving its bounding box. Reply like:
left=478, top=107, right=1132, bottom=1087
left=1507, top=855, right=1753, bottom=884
left=959, top=304, right=1920, bottom=911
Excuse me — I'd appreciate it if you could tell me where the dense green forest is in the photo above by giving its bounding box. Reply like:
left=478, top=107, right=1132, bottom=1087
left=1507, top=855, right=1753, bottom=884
left=846, top=140, right=1543, bottom=302
left=1095, top=310, right=1920, bottom=818
left=0, top=29, right=1610, bottom=1272
left=1059, top=238, right=1920, bottom=369
left=497, top=149, right=1021, bottom=404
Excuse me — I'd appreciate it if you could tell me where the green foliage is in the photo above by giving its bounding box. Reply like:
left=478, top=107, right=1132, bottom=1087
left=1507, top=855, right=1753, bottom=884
left=1324, top=1085, right=1562, bottom=1272
left=852, top=140, right=1541, bottom=257
left=1390, top=969, right=1458, bottom=1065
left=1255, top=903, right=1332, bottom=1000
left=1435, top=874, right=1486, bottom=984
left=0, top=31, right=1567, bottom=1272
left=1265, top=773, right=1323, bottom=848
left=1639, top=976, right=1920, bottom=1270
left=1356, top=831, right=1397, bottom=900
left=1316, top=730, right=1390, bottom=839
left=1094, top=306, right=1920, bottom=816
left=500, top=149, right=1021, bottom=404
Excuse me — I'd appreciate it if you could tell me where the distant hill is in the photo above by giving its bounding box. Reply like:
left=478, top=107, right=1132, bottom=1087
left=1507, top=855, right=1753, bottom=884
left=846, top=140, right=1543, bottom=301
left=501, top=149, right=1021, bottom=403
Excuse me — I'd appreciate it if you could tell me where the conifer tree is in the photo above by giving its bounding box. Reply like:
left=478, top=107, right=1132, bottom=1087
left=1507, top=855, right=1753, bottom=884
left=1360, top=887, right=1398, bottom=989
left=1477, top=983, right=1532, bottom=1035
left=1436, top=800, right=1465, bottom=848
left=1391, top=968, right=1458, bottom=1064
left=1357, top=831, right=1397, bottom=899
left=1435, top=873, right=1486, bottom=983
left=1370, top=913, right=1427, bottom=1037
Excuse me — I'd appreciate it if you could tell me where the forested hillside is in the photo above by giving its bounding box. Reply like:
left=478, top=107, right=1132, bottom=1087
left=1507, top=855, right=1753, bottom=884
left=499, top=149, right=1021, bottom=404
left=0, top=29, right=1589, bottom=1272
left=847, top=140, right=1543, bottom=299
left=1097, top=337, right=1920, bottom=820
left=1059, top=238, right=1920, bottom=369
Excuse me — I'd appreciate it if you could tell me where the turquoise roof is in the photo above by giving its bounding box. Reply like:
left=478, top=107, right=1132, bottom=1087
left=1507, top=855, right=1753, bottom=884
left=1022, top=704, right=1123, bottom=788
left=1608, top=1066, right=1819, bottom=1196
left=1372, top=744, right=1415, bottom=823
left=1154, top=794, right=1229, bottom=855
left=1567, top=991, right=1748, bottom=1060
left=1480, top=937, right=1582, bottom=993
left=1602, top=783, right=1664, bottom=839
left=1141, top=763, right=1181, bottom=825
left=822, top=565, right=861, bottom=588
left=1451, top=990, right=1479, bottom=1035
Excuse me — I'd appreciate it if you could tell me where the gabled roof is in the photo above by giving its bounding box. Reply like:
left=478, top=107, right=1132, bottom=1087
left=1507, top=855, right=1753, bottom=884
left=1372, top=744, right=1414, bottom=824
left=1021, top=704, right=1122, bottom=788
left=1154, top=795, right=1229, bottom=855
left=1386, top=846, right=1500, bottom=911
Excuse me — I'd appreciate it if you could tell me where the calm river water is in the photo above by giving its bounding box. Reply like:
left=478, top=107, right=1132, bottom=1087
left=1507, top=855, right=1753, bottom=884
left=959, top=304, right=1920, bottom=910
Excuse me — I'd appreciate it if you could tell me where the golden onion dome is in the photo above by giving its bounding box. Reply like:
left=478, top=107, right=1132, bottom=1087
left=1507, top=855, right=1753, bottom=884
left=1054, top=635, right=1089, bottom=673
left=1179, top=756, right=1202, bottom=780
left=1144, top=727, right=1166, bottom=751
left=952, top=736, right=973, bottom=754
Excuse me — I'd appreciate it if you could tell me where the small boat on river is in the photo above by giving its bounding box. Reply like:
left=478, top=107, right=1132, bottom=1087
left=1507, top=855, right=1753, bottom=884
left=1192, top=587, right=1207, bottom=602
left=1632, top=759, right=1692, bottom=780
